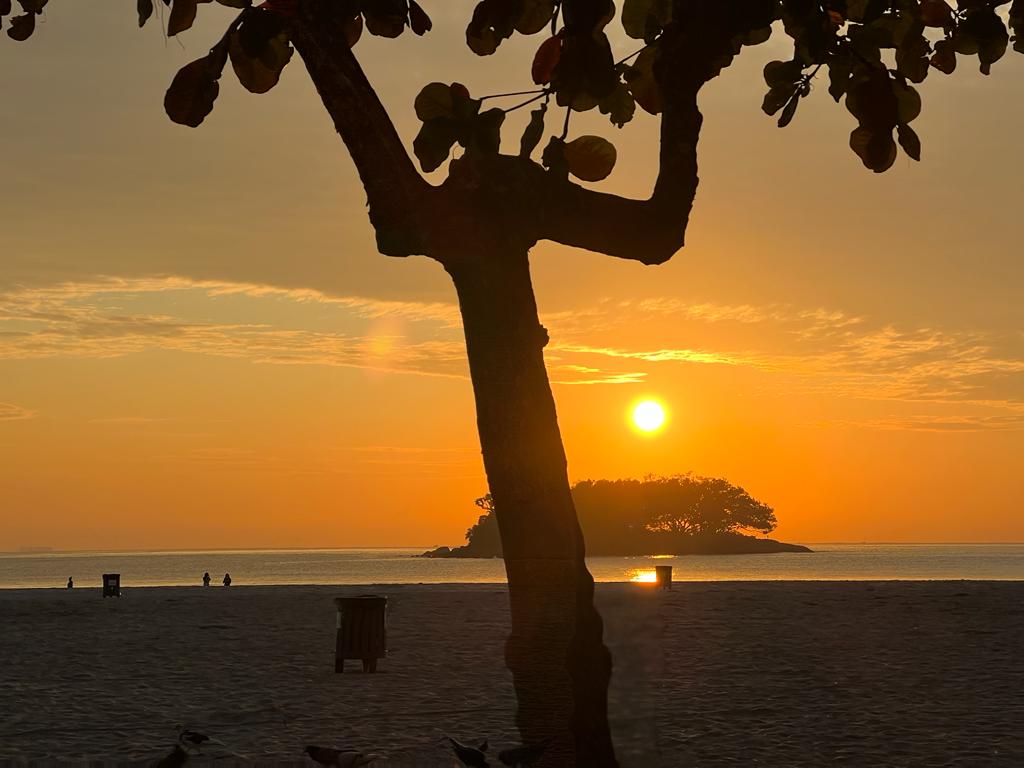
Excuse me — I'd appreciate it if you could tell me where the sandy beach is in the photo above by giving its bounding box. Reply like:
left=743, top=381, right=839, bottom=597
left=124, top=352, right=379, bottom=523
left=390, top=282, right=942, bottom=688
left=0, top=581, right=1021, bottom=766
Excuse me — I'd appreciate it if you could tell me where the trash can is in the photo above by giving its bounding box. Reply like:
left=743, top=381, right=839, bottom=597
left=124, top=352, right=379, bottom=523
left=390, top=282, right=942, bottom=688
left=334, top=595, right=387, bottom=673
left=655, top=565, right=673, bottom=590
left=102, top=573, right=121, bottom=598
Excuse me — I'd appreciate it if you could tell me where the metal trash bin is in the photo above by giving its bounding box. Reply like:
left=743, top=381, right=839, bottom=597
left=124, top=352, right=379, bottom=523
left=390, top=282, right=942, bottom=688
left=334, top=595, right=387, bottom=673
left=655, top=565, right=673, bottom=590
left=102, top=573, right=121, bottom=598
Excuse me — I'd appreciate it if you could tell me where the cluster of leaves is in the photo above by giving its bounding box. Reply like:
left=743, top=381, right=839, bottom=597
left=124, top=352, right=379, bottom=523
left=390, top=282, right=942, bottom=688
left=160, top=0, right=434, bottom=127
left=2, top=0, right=47, bottom=42
left=762, top=0, right=1024, bottom=172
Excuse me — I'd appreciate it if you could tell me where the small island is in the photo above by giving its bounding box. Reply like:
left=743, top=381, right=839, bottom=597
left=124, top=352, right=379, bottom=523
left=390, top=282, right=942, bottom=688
left=423, top=475, right=811, bottom=558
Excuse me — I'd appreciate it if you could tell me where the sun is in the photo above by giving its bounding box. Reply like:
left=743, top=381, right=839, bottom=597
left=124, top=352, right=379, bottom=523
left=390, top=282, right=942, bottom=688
left=631, top=399, right=666, bottom=433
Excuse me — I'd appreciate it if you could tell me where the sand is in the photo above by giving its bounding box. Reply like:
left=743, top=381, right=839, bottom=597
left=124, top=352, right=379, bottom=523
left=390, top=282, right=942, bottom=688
left=0, top=581, right=1021, bottom=766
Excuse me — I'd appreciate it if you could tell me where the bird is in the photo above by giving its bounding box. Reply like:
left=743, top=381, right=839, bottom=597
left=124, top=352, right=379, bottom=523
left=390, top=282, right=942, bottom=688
left=155, top=744, right=189, bottom=768
left=498, top=738, right=552, bottom=767
left=303, top=745, right=378, bottom=767
left=448, top=737, right=489, bottom=768
left=178, top=729, right=210, bottom=753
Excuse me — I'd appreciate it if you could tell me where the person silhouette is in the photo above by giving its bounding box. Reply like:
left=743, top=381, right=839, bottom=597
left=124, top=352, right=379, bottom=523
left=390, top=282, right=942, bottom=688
left=202, top=572, right=211, bottom=587
left=66, top=577, right=73, bottom=589
left=222, top=572, right=232, bottom=587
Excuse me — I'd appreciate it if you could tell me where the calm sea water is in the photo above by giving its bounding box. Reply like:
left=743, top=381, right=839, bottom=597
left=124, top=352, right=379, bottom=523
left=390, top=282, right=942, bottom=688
left=0, top=544, right=1022, bottom=589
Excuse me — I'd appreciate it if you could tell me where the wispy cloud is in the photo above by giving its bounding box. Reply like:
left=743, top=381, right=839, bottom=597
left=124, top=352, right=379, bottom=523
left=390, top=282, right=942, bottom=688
left=0, top=403, right=35, bottom=421
left=1, top=276, right=1021, bottom=427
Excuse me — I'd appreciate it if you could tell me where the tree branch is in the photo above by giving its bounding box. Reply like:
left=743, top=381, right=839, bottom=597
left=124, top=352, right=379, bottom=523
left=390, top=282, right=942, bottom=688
left=290, top=4, right=430, bottom=257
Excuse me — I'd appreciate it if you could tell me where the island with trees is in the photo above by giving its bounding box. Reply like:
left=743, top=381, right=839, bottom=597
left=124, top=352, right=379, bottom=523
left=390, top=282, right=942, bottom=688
left=424, top=474, right=811, bottom=558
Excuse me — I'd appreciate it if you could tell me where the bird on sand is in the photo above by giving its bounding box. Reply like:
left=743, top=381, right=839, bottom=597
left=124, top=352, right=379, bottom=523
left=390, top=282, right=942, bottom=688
left=448, top=737, right=489, bottom=768
left=155, top=744, right=189, bottom=768
left=498, top=738, right=552, bottom=767
left=303, top=745, right=378, bottom=767
left=178, top=729, right=210, bottom=752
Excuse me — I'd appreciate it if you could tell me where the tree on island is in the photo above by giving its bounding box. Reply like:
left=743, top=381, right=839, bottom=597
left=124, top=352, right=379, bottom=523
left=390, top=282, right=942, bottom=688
left=5, top=0, right=1022, bottom=764
left=459, top=475, right=786, bottom=556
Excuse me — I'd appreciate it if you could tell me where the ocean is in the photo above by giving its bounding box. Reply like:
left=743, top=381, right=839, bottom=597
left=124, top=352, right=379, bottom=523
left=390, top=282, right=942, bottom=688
left=1, top=543, right=1022, bottom=589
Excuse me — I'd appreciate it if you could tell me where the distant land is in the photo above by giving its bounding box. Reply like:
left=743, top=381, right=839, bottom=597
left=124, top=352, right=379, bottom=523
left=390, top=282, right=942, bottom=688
left=423, top=531, right=811, bottom=558
left=422, top=476, right=813, bottom=559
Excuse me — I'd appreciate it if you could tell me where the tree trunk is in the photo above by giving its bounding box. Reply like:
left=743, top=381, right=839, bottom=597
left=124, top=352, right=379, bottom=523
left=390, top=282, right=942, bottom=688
left=445, top=246, right=618, bottom=768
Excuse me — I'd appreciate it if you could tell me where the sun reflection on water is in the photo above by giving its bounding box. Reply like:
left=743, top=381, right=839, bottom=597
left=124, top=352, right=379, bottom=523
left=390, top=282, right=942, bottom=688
left=630, top=569, right=658, bottom=583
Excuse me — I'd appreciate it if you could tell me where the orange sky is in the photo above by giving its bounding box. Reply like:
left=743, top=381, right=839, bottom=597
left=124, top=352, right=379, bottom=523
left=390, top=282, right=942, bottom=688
left=1, top=3, right=1022, bottom=550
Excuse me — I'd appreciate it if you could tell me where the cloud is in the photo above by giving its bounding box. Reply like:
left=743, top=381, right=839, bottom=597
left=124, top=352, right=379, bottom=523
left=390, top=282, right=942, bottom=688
left=1, top=276, right=1022, bottom=426
left=0, top=403, right=35, bottom=421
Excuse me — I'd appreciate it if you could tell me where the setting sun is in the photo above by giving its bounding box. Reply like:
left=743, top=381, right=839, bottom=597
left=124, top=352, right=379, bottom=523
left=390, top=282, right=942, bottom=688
left=631, top=400, right=667, bottom=433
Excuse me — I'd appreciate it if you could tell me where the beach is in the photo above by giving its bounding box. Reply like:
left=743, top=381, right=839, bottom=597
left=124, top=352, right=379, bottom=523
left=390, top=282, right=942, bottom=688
left=1, top=581, right=1021, bottom=766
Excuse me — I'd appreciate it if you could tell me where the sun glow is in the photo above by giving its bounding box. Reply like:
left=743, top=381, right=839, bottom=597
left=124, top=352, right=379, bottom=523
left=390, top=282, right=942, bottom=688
left=631, top=399, right=667, bottom=433
left=630, top=569, right=658, bottom=583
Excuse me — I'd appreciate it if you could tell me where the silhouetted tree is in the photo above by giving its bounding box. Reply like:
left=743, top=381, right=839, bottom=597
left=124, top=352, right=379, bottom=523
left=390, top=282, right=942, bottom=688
left=5, top=1, right=1022, bottom=764
left=464, top=475, right=778, bottom=554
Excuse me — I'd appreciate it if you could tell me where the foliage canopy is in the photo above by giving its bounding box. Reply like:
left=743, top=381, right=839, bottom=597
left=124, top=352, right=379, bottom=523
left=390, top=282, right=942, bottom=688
left=5, top=0, right=1022, bottom=175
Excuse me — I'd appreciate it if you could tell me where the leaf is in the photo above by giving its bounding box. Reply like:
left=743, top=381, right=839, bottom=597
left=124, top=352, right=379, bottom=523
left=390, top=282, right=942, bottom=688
left=413, top=118, right=458, bottom=172
left=17, top=0, right=46, bottom=12
left=541, top=136, right=568, bottom=177
left=471, top=107, right=505, bottom=155
left=621, top=0, right=670, bottom=42
left=930, top=38, right=956, bottom=73
left=6, top=11, right=34, bottom=40
left=777, top=94, right=799, bottom=128
left=164, top=48, right=226, bottom=127
left=466, top=0, right=517, bottom=55
left=532, top=35, right=562, bottom=85
left=897, top=123, right=921, bottom=161
left=849, top=126, right=897, bottom=173
left=519, top=103, right=547, bottom=159
left=599, top=82, right=635, bottom=128
left=414, top=82, right=455, bottom=121
left=563, top=135, right=616, bottom=182
left=623, top=46, right=661, bottom=115
left=168, top=0, right=198, bottom=36
left=409, top=0, right=431, bottom=35
left=892, top=80, right=921, bottom=123
left=515, top=0, right=555, bottom=35
left=762, top=84, right=796, bottom=116
left=920, top=0, right=953, bottom=28
left=138, top=0, right=154, bottom=28
left=827, top=50, right=853, bottom=102
left=228, top=28, right=292, bottom=94
left=364, top=0, right=408, bottom=38
left=763, top=59, right=802, bottom=89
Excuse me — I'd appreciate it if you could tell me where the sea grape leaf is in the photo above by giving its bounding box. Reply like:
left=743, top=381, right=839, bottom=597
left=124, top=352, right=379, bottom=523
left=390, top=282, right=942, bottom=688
left=564, top=135, right=616, bottom=181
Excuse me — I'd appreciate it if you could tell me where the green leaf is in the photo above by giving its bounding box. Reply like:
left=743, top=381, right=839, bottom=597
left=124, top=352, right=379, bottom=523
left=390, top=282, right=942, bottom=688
left=541, top=136, right=568, bottom=177
left=777, top=94, right=799, bottom=128
left=515, top=0, right=555, bottom=35
left=228, top=28, right=292, bottom=94
left=564, top=135, right=616, bottom=182
left=414, top=82, right=455, bottom=121
left=413, top=118, right=458, bottom=172
left=599, top=82, right=635, bottom=128
left=364, top=0, right=408, bottom=38
left=623, top=46, right=661, bottom=115
left=409, top=0, right=431, bottom=35
left=168, top=0, right=198, bottom=36
left=897, top=123, right=921, bottom=161
left=519, top=103, right=547, bottom=159
left=471, top=107, right=505, bottom=155
left=6, top=11, right=34, bottom=40
left=850, top=126, right=897, bottom=173
left=137, top=0, right=154, bottom=28
left=164, top=46, right=227, bottom=127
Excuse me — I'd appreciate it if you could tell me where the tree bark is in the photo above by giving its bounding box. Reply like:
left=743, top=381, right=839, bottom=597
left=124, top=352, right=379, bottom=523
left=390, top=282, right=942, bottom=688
left=446, top=246, right=618, bottom=767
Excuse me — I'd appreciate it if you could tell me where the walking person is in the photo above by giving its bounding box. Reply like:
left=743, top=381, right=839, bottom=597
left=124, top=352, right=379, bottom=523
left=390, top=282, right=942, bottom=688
left=66, top=577, right=73, bottom=589
left=222, top=572, right=232, bottom=587
left=202, top=572, right=211, bottom=587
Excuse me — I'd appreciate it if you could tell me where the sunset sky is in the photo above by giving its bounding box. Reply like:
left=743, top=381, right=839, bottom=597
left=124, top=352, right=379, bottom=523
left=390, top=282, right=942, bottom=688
left=1, top=2, right=1022, bottom=551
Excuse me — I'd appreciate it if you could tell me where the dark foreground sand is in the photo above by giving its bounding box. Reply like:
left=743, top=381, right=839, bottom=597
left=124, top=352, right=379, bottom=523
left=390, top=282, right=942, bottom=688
left=0, top=582, right=1021, bottom=766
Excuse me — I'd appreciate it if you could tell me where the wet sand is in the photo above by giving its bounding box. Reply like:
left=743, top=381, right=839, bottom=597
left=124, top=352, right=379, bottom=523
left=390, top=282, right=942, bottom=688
left=0, top=581, right=1021, bottom=766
